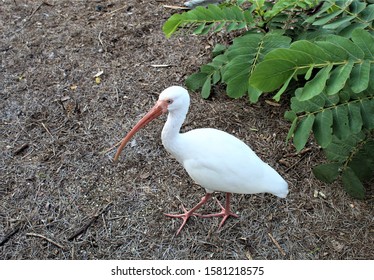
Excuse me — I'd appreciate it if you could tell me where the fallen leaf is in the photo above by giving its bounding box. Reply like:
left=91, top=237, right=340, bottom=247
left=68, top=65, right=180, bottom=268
left=94, top=70, right=104, bottom=77
left=331, top=240, right=344, bottom=252
left=265, top=100, right=281, bottom=107
left=140, top=172, right=150, bottom=179
left=313, top=190, right=319, bottom=198
left=245, top=251, right=253, bottom=260
left=61, top=96, right=71, bottom=102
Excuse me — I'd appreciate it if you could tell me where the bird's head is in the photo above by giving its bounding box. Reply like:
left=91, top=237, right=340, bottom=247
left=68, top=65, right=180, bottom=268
left=157, top=86, right=190, bottom=113
left=113, top=86, right=190, bottom=161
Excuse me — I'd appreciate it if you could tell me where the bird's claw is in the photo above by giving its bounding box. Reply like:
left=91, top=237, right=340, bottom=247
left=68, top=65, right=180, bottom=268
left=198, top=197, right=239, bottom=229
left=164, top=204, right=195, bottom=235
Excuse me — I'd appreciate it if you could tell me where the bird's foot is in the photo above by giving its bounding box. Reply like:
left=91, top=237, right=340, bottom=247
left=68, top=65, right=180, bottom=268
left=164, top=204, right=196, bottom=236
left=164, top=194, right=212, bottom=235
left=197, top=198, right=239, bottom=229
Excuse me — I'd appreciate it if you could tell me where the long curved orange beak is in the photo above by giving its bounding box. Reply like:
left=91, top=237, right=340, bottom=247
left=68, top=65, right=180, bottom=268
left=114, top=100, right=168, bottom=161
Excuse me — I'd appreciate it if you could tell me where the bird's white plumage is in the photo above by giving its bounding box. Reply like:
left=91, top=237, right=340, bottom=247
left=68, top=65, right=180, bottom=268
left=159, top=86, right=288, bottom=198
left=115, top=86, right=289, bottom=234
left=184, top=0, right=222, bottom=9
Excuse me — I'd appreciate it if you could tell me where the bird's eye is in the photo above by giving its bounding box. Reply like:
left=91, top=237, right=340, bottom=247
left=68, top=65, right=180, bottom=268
left=167, top=99, right=173, bottom=104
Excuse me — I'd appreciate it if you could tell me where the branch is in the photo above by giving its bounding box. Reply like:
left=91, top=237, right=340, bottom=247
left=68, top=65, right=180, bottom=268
left=268, top=232, right=286, bottom=256
left=101, top=140, right=122, bottom=156
left=26, top=232, right=65, bottom=249
left=0, top=222, right=23, bottom=246
left=67, top=202, right=113, bottom=241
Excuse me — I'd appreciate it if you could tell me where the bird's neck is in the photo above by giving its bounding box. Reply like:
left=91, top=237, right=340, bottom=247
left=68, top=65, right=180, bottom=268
left=161, top=109, right=187, bottom=157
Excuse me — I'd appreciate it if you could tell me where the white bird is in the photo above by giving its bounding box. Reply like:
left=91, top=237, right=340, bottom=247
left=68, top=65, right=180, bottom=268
left=114, top=86, right=288, bottom=235
left=184, top=0, right=223, bottom=9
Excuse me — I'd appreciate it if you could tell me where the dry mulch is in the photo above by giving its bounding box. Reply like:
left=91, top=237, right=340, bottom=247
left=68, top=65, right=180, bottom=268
left=1, top=0, right=373, bottom=260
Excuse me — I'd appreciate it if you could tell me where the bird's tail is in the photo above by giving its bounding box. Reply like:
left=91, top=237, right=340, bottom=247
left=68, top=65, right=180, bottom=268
left=269, top=176, right=289, bottom=198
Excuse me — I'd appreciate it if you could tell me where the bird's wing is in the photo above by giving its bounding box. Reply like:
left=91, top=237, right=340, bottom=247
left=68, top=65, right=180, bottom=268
left=177, top=128, right=283, bottom=194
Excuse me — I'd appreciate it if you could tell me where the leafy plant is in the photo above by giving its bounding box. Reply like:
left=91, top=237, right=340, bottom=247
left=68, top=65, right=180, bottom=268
left=163, top=0, right=374, bottom=199
left=186, top=33, right=291, bottom=102
left=313, top=131, right=374, bottom=199
left=163, top=3, right=255, bottom=38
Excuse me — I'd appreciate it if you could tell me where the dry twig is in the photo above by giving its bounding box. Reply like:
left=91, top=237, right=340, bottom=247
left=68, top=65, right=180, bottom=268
left=98, top=31, right=104, bottom=48
left=27, top=1, right=54, bottom=23
left=0, top=222, right=22, bottom=246
left=13, top=143, right=29, bottom=156
left=284, top=147, right=312, bottom=158
left=150, top=64, right=172, bottom=68
left=101, top=141, right=122, bottom=156
left=67, top=202, right=113, bottom=241
left=268, top=233, right=286, bottom=256
left=107, top=5, right=130, bottom=15
left=41, top=122, right=53, bottom=138
left=26, top=232, right=65, bottom=249
left=284, top=154, right=308, bottom=173
left=163, top=5, right=190, bottom=10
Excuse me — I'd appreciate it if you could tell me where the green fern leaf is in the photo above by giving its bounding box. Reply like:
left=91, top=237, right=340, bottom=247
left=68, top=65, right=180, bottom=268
left=351, top=29, right=374, bottom=59
left=312, top=162, right=341, bottom=184
left=325, top=60, right=355, bottom=96
left=323, top=15, right=355, bottom=29
left=289, top=94, right=373, bottom=156
left=213, top=22, right=226, bottom=32
left=252, top=30, right=373, bottom=104
left=325, top=93, right=340, bottom=106
left=318, top=131, right=373, bottom=199
left=226, top=22, right=239, bottom=32
left=324, top=35, right=365, bottom=60
left=286, top=117, right=298, bottom=144
left=163, top=14, right=183, bottom=38
left=348, top=139, right=374, bottom=181
left=306, top=0, right=373, bottom=37
left=265, top=48, right=314, bottom=66
left=315, top=41, right=349, bottom=61
left=185, top=72, right=209, bottom=91
left=312, top=8, right=346, bottom=26
left=162, top=5, right=254, bottom=38
left=360, top=98, right=374, bottom=129
left=324, top=132, right=367, bottom=162
left=332, top=105, right=350, bottom=140
left=249, top=59, right=296, bottom=92
left=290, top=93, right=326, bottom=113
left=193, top=22, right=206, bottom=35
left=284, top=110, right=297, bottom=122
left=349, top=60, right=371, bottom=93
left=273, top=75, right=293, bottom=101
left=247, top=84, right=262, bottom=103
left=342, top=167, right=366, bottom=200
left=290, top=40, right=331, bottom=63
left=295, top=64, right=333, bottom=101
left=347, top=102, right=363, bottom=134
left=267, top=0, right=320, bottom=20
left=294, top=114, right=315, bottom=151
left=313, top=109, right=333, bottom=148
left=304, top=1, right=335, bottom=24
left=338, top=22, right=371, bottom=37
left=201, top=77, right=212, bottom=99
left=224, top=58, right=254, bottom=98
left=224, top=33, right=291, bottom=98
left=304, top=65, right=314, bottom=80
left=360, top=4, right=374, bottom=22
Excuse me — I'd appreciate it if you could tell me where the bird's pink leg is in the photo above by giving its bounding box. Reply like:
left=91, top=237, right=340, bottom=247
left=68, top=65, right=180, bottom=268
left=198, top=193, right=239, bottom=229
left=164, top=193, right=212, bottom=235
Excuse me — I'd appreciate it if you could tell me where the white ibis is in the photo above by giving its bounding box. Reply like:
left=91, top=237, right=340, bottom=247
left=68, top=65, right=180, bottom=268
left=184, top=0, right=222, bottom=9
left=114, top=86, right=288, bottom=235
